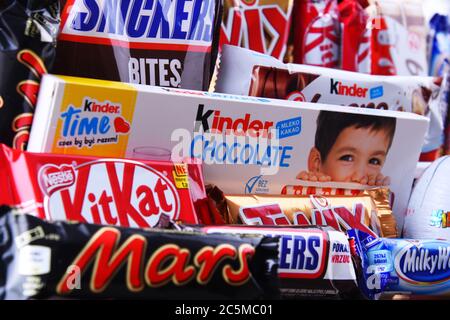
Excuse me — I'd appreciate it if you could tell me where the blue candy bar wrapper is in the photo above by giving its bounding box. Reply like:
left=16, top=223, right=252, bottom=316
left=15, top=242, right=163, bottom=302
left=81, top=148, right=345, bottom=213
left=429, top=14, right=450, bottom=77
left=349, top=229, right=450, bottom=299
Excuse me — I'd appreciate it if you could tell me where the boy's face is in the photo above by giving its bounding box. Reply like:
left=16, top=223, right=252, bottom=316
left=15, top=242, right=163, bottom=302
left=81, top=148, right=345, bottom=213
left=319, top=126, right=391, bottom=183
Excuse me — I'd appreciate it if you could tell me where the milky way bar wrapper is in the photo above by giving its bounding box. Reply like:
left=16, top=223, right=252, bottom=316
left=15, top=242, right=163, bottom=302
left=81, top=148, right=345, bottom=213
left=216, top=45, right=445, bottom=157
left=220, top=0, right=294, bottom=61
left=0, top=0, right=59, bottom=149
left=186, top=224, right=363, bottom=299
left=0, top=144, right=209, bottom=227
left=53, top=0, right=222, bottom=91
left=0, top=207, right=279, bottom=300
left=215, top=188, right=397, bottom=238
left=349, top=228, right=450, bottom=299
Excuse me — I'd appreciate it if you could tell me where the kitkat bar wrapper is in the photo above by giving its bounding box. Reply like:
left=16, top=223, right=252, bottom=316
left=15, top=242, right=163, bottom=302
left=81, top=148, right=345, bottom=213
left=187, top=224, right=363, bottom=299
left=215, top=45, right=446, bottom=158
left=0, top=206, right=279, bottom=300
left=0, top=144, right=209, bottom=227
left=0, top=0, right=59, bottom=149
left=220, top=0, right=294, bottom=61
left=52, top=0, right=223, bottom=91
left=365, top=0, right=428, bottom=77
left=292, top=0, right=340, bottom=68
left=339, top=0, right=370, bottom=72
left=211, top=188, right=397, bottom=238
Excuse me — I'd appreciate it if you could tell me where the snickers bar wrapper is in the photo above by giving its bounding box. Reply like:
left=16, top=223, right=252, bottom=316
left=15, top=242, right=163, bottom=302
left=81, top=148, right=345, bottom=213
left=27, top=74, right=428, bottom=232
left=0, top=206, right=279, bottom=299
left=0, top=144, right=208, bottom=228
left=53, top=0, right=223, bottom=91
left=220, top=0, right=294, bottom=61
left=215, top=45, right=446, bottom=156
left=192, top=225, right=363, bottom=299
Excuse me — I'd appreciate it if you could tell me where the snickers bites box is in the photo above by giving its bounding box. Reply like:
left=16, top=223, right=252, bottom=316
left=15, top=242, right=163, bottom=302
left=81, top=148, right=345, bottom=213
left=53, top=0, right=223, bottom=91
left=28, top=75, right=429, bottom=231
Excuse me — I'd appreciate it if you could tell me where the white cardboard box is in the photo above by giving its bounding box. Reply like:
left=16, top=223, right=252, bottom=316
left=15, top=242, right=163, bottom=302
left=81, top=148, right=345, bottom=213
left=28, top=75, right=429, bottom=231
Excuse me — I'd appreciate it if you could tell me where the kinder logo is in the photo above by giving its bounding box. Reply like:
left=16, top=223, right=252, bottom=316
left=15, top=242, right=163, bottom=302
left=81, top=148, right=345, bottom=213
left=38, top=164, right=76, bottom=196
left=330, top=79, right=369, bottom=98
left=194, top=104, right=274, bottom=137
left=83, top=98, right=121, bottom=114
left=61, top=0, right=214, bottom=46
left=395, top=242, right=450, bottom=285
left=44, top=160, right=180, bottom=228
left=60, top=98, right=130, bottom=138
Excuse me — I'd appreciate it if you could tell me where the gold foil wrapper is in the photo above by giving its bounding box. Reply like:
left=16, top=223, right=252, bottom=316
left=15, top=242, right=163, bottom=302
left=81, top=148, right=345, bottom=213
left=223, top=188, right=398, bottom=237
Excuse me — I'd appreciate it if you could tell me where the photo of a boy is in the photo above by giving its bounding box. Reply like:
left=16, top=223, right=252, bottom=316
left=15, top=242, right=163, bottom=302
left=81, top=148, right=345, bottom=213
left=297, top=110, right=397, bottom=186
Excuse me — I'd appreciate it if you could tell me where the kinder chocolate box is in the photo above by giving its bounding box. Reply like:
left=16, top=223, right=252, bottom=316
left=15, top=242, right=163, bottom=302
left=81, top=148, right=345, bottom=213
left=215, top=45, right=446, bottom=156
left=28, top=75, right=429, bottom=231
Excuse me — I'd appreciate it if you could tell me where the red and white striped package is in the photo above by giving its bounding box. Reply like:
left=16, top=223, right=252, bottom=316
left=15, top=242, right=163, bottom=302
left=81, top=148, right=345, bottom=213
left=292, top=0, right=340, bottom=68
left=220, top=0, right=294, bottom=61
left=339, top=0, right=370, bottom=72
left=0, top=144, right=213, bottom=227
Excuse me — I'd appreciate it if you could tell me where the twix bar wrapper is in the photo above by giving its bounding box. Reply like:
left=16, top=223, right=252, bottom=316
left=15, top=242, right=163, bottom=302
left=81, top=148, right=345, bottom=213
left=210, top=186, right=397, bottom=238
left=220, top=0, right=294, bottom=61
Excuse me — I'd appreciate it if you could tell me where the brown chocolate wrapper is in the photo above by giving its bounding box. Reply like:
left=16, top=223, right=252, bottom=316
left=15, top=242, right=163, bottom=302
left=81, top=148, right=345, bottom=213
left=249, top=65, right=320, bottom=100
left=207, top=185, right=397, bottom=238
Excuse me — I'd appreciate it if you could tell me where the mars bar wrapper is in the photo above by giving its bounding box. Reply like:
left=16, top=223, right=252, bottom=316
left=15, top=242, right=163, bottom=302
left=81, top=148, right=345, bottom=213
left=0, top=206, right=279, bottom=300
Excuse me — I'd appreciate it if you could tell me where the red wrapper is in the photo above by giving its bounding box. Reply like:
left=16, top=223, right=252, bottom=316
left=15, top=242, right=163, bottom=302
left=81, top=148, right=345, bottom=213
left=292, top=0, right=340, bottom=68
left=339, top=0, right=369, bottom=72
left=0, top=144, right=208, bottom=227
left=220, top=0, right=294, bottom=61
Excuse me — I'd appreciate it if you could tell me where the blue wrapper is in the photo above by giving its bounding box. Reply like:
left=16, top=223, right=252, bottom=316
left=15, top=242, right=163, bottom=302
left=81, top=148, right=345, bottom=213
left=429, top=14, right=450, bottom=77
left=349, top=229, right=450, bottom=299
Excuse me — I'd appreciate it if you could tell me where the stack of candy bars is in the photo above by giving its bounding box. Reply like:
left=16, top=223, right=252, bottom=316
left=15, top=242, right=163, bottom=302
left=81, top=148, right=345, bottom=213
left=0, top=0, right=449, bottom=300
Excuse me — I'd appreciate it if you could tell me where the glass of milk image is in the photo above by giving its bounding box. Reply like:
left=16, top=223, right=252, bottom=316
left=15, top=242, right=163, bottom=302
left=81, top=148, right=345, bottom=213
left=132, top=146, right=172, bottom=161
